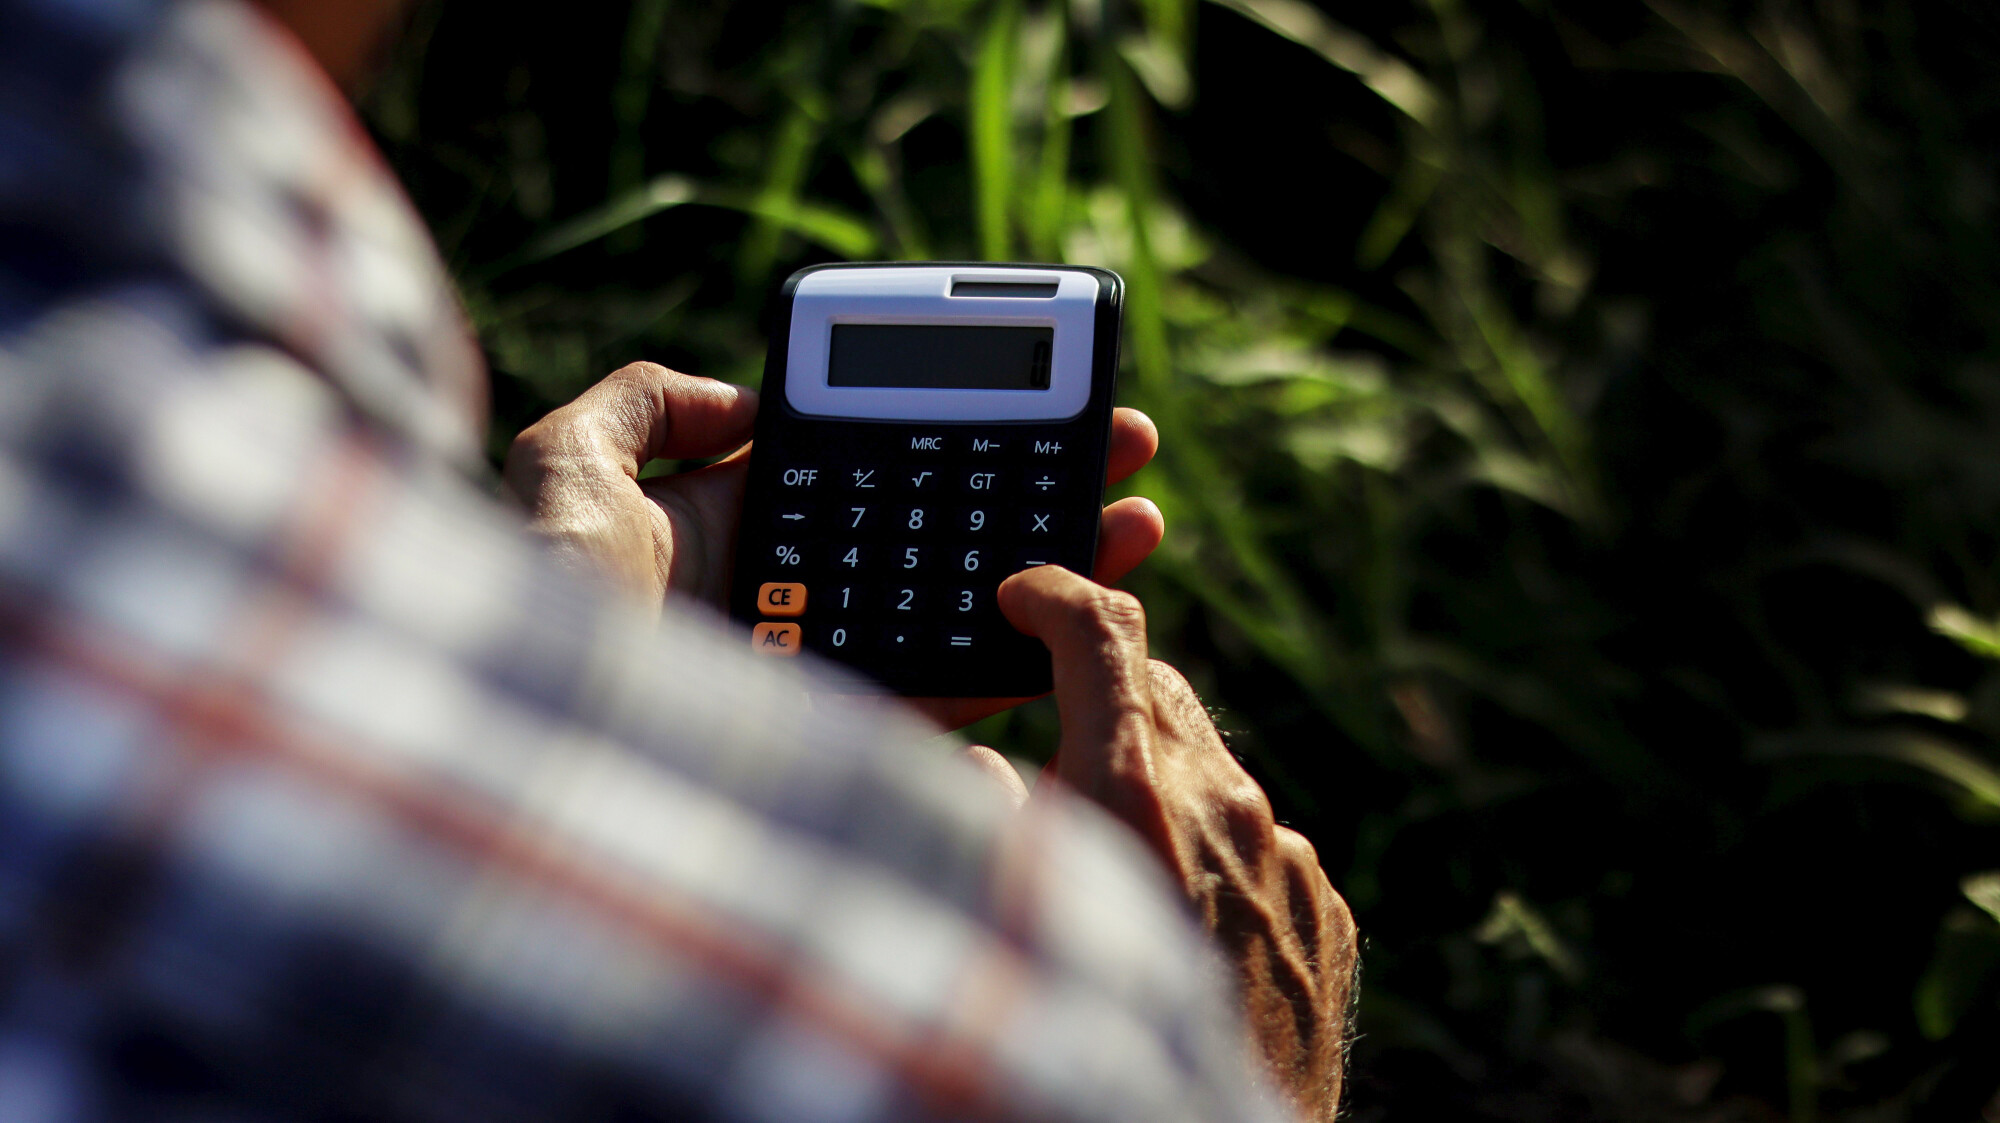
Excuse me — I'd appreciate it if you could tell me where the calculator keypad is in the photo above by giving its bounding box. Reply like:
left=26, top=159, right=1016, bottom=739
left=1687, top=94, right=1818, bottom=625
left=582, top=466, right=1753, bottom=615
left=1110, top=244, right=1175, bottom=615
left=734, top=422, right=1102, bottom=695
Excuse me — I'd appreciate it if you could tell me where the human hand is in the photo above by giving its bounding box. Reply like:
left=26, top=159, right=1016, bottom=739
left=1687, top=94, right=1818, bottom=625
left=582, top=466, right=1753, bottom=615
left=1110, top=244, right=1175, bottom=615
left=502, top=361, right=1166, bottom=728
left=986, top=565, right=1359, bottom=1120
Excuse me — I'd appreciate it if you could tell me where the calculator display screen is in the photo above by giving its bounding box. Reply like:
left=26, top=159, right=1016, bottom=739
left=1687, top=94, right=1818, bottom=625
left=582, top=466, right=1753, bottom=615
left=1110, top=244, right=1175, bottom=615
left=827, top=324, right=1054, bottom=391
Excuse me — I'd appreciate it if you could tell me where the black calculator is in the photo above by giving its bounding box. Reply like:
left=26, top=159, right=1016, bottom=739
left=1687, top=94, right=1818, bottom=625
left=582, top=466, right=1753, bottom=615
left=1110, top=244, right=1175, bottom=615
left=729, top=262, right=1123, bottom=696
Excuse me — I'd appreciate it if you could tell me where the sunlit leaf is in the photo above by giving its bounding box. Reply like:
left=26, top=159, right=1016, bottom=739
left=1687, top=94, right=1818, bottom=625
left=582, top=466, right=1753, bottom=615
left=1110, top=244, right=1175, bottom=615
left=1286, top=419, right=1407, bottom=473
left=1966, top=873, right=2000, bottom=926
left=1853, top=684, right=1970, bottom=723
left=1929, top=605, right=2000, bottom=661
left=1187, top=344, right=1390, bottom=389
left=1474, top=891, right=1585, bottom=983
left=1204, top=0, right=1438, bottom=127
left=1115, top=32, right=1191, bottom=109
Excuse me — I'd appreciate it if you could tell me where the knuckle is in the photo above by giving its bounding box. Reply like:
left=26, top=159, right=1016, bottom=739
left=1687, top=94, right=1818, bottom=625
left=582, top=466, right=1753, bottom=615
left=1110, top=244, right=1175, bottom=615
left=1082, top=588, right=1146, bottom=640
left=1274, top=824, right=1321, bottom=871
left=1322, top=879, right=1358, bottom=945
left=1332, top=888, right=1357, bottom=936
left=507, top=422, right=551, bottom=461
left=1276, top=826, right=1355, bottom=937
left=1274, top=826, right=1358, bottom=953
left=506, top=416, right=570, bottom=471
left=1145, top=658, right=1196, bottom=702
left=608, top=359, right=675, bottom=386
left=1145, top=659, right=1229, bottom=749
left=1221, top=776, right=1276, bottom=836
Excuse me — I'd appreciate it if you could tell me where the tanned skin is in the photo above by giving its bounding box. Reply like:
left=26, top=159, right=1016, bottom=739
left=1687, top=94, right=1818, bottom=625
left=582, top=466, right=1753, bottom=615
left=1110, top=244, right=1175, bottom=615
left=254, top=0, right=412, bottom=91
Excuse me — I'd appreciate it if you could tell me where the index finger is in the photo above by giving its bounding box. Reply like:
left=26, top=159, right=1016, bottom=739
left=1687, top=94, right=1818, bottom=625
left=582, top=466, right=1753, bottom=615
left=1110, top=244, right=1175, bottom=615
left=1104, top=407, right=1158, bottom=487
left=995, top=566, right=1157, bottom=805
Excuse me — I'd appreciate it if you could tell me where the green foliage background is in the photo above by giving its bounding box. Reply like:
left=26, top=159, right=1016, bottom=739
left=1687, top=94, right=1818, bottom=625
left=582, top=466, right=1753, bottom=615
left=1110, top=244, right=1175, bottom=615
left=364, top=0, right=2000, bottom=1117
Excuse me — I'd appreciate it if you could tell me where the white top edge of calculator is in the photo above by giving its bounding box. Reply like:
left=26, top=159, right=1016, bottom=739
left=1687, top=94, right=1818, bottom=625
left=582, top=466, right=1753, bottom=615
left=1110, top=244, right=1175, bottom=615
left=785, top=265, right=1099, bottom=422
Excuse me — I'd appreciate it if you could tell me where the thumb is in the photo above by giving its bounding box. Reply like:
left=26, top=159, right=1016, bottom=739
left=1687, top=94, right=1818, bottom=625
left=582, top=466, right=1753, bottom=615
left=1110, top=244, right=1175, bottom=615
left=540, top=361, right=759, bottom=472
left=957, top=745, right=1030, bottom=811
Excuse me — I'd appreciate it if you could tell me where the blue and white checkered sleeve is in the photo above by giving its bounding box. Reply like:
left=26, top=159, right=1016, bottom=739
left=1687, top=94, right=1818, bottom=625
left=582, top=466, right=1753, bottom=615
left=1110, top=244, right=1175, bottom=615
left=0, top=297, right=1294, bottom=1123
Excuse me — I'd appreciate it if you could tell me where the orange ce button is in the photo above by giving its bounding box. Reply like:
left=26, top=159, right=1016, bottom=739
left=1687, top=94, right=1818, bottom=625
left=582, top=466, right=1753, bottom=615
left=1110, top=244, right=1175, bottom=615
left=757, top=582, right=807, bottom=617
left=751, top=622, right=802, bottom=655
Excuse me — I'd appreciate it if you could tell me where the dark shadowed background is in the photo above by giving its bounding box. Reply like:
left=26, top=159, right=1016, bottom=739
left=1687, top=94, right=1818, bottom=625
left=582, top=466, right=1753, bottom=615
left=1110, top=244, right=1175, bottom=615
left=360, top=1, right=2000, bottom=1117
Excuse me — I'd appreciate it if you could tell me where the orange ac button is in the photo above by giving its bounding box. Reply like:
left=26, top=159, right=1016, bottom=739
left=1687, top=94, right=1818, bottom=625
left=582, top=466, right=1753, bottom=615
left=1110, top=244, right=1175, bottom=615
left=758, top=582, right=807, bottom=616
left=751, top=622, right=802, bottom=656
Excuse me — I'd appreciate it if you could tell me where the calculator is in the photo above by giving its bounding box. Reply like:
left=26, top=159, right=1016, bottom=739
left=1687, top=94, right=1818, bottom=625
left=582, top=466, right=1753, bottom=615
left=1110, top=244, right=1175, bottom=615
left=728, top=262, right=1123, bottom=697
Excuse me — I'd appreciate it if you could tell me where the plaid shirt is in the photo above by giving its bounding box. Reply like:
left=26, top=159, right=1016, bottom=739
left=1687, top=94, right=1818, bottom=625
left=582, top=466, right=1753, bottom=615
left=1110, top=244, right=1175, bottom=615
left=0, top=0, right=1292, bottom=1120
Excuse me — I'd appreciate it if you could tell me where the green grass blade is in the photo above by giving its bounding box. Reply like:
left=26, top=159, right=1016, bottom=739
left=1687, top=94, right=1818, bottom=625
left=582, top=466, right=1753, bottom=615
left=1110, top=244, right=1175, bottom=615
left=500, top=175, right=696, bottom=270
left=1204, top=0, right=1438, bottom=129
left=489, top=175, right=877, bottom=278
left=1026, top=26, right=1072, bottom=260
left=739, top=102, right=823, bottom=281
left=1464, top=293, right=1596, bottom=517
left=1102, top=53, right=1168, bottom=390
left=609, top=0, right=672, bottom=200
left=847, top=145, right=931, bottom=260
left=1356, top=156, right=1441, bottom=270
left=970, top=0, right=1019, bottom=260
left=1758, top=730, right=2000, bottom=811
left=1929, top=605, right=2000, bottom=661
